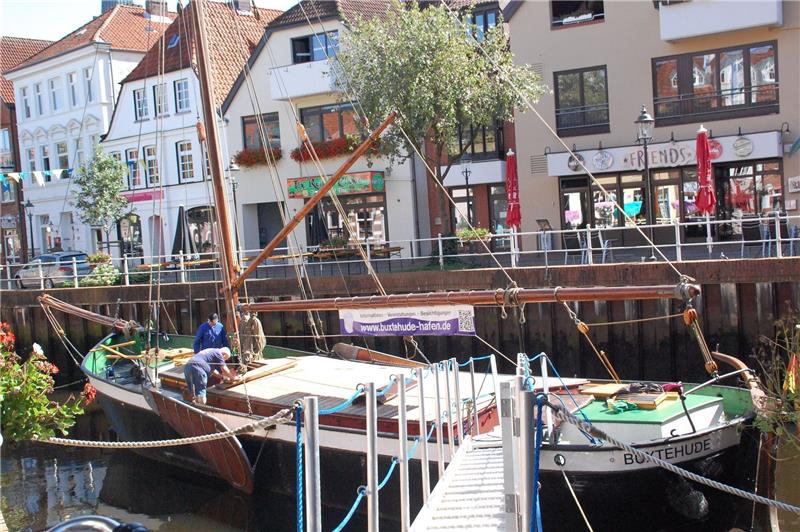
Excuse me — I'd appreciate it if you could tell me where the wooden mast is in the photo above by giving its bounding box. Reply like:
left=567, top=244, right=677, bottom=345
left=191, top=0, right=239, bottom=336
left=231, top=111, right=397, bottom=292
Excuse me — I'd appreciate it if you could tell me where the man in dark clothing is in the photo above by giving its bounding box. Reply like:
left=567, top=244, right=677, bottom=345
left=183, top=347, right=237, bottom=404
left=193, top=313, right=229, bottom=353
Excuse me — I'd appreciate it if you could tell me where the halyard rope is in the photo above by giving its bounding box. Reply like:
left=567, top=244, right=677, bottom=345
left=37, top=408, right=291, bottom=449
left=545, top=400, right=800, bottom=514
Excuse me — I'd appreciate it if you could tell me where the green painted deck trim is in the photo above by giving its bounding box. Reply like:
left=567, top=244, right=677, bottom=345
left=581, top=394, right=722, bottom=424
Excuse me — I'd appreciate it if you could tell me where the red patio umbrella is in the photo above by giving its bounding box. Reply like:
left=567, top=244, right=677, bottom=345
left=505, top=149, right=521, bottom=228
left=695, top=126, right=716, bottom=215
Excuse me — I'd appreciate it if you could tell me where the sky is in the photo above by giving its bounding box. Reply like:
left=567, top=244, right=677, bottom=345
left=0, top=0, right=298, bottom=41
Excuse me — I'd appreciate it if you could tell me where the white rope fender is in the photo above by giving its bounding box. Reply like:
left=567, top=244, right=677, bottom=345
left=36, top=409, right=292, bottom=449
left=547, top=401, right=800, bottom=515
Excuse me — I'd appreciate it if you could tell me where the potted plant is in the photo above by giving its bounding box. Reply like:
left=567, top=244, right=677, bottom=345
left=319, top=236, right=349, bottom=249
left=456, top=227, right=492, bottom=245
left=87, top=252, right=112, bottom=268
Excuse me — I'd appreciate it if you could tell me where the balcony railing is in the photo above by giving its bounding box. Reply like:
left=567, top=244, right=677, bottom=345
left=654, top=84, right=779, bottom=124
left=555, top=103, right=609, bottom=135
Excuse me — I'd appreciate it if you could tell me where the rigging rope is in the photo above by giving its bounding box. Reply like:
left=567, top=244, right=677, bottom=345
left=38, top=408, right=291, bottom=449
left=560, top=468, right=594, bottom=532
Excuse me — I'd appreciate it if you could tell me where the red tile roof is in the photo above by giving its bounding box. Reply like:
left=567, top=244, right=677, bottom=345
left=7, top=5, right=175, bottom=74
left=124, top=1, right=281, bottom=107
left=1, top=36, right=53, bottom=104
left=268, top=0, right=390, bottom=28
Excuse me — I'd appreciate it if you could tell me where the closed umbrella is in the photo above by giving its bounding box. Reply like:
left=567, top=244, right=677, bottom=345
left=505, top=149, right=521, bottom=265
left=695, top=126, right=716, bottom=255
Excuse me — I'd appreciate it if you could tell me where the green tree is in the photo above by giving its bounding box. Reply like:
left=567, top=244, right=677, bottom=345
left=72, top=147, right=130, bottom=253
left=335, top=0, right=546, bottom=232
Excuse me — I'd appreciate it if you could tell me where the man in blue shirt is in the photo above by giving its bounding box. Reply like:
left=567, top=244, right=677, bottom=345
left=193, top=313, right=229, bottom=353
left=183, top=347, right=237, bottom=404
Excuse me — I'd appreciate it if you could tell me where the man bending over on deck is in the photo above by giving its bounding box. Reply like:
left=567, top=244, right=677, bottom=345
left=193, top=312, right=229, bottom=353
left=184, top=347, right=237, bottom=404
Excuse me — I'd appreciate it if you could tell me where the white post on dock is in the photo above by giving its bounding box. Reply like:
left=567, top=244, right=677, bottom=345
left=490, top=354, right=502, bottom=420
left=38, top=262, right=44, bottom=290
left=443, top=361, right=455, bottom=456
left=450, top=358, right=464, bottom=446
left=6, top=264, right=11, bottom=290
left=366, top=382, right=379, bottom=532
left=540, top=355, right=553, bottom=444
left=585, top=227, right=593, bottom=265
left=397, top=374, right=411, bottom=532
left=432, top=363, right=445, bottom=478
left=674, top=222, right=682, bottom=262
left=72, top=257, right=78, bottom=288
left=516, top=376, right=535, bottom=532
left=775, top=216, right=783, bottom=258
left=416, top=367, right=431, bottom=502
left=469, top=358, right=480, bottom=436
left=437, top=233, right=444, bottom=270
left=500, top=381, right=520, bottom=531
left=179, top=250, right=186, bottom=284
left=303, top=396, right=322, bottom=532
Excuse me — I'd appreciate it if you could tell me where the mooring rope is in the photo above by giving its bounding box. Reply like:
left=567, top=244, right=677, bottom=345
left=37, top=409, right=291, bottom=449
left=545, top=400, right=800, bottom=515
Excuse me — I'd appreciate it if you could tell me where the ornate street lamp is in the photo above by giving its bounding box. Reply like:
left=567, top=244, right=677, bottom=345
left=461, top=154, right=473, bottom=225
left=23, top=199, right=34, bottom=258
left=635, top=105, right=656, bottom=260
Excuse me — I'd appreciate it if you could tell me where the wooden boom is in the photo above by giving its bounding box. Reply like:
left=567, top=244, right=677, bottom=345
left=38, top=294, right=141, bottom=332
left=231, top=111, right=397, bottom=292
left=240, top=284, right=700, bottom=313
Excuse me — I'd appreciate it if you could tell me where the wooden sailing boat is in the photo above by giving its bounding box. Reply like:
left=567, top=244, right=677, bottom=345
left=38, top=1, right=769, bottom=528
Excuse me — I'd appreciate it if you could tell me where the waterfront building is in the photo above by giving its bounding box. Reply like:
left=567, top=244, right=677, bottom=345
left=505, top=0, right=800, bottom=251
left=0, top=36, right=53, bottom=263
left=222, top=0, right=427, bottom=254
left=101, top=0, right=280, bottom=260
left=4, top=4, right=174, bottom=257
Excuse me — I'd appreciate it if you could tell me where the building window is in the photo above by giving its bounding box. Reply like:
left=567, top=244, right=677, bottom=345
left=110, top=151, right=122, bottom=163
left=67, top=72, right=79, bottom=106
left=176, top=141, right=195, bottom=181
left=134, top=88, right=148, bottom=120
left=174, top=78, right=190, bottom=113
left=74, top=138, right=84, bottom=168
left=0, top=129, right=13, bottom=169
left=551, top=1, right=604, bottom=28
left=55, top=141, right=69, bottom=169
left=83, top=67, right=94, bottom=102
left=48, top=78, right=63, bottom=111
left=153, top=83, right=167, bottom=116
left=300, top=103, right=357, bottom=143
left=144, top=145, right=159, bottom=184
left=451, top=188, right=474, bottom=232
left=467, top=7, right=499, bottom=41
left=242, top=113, right=281, bottom=150
left=653, top=41, right=778, bottom=124
left=26, top=148, right=36, bottom=172
left=40, top=146, right=51, bottom=177
left=34, top=83, right=44, bottom=115
left=453, top=121, right=503, bottom=161
left=1, top=181, right=13, bottom=203
left=126, top=148, right=141, bottom=188
left=21, top=87, right=32, bottom=119
left=311, top=194, right=386, bottom=245
left=554, top=65, right=609, bottom=136
left=292, top=31, right=339, bottom=63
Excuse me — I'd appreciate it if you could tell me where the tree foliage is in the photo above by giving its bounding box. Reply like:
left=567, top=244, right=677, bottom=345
left=0, top=323, right=93, bottom=444
left=72, top=147, right=130, bottom=251
left=335, top=0, right=546, bottom=230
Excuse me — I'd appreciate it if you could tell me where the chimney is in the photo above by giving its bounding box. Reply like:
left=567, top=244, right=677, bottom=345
left=232, top=0, right=252, bottom=13
left=145, top=0, right=167, bottom=17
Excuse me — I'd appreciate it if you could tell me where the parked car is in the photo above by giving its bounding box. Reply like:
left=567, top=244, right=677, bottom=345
left=15, top=251, right=92, bottom=289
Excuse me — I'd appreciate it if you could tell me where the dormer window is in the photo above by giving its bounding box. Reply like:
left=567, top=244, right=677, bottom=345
left=551, top=1, right=604, bottom=28
left=292, top=31, right=339, bottom=64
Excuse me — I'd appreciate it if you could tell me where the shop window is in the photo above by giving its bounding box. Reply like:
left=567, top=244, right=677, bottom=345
left=313, top=194, right=386, bottom=245
left=560, top=177, right=589, bottom=229
left=551, top=1, right=604, bottom=27
left=652, top=41, right=778, bottom=125
left=451, top=187, right=474, bottom=232
left=490, top=185, right=511, bottom=250
left=554, top=66, right=609, bottom=136
left=118, top=214, right=143, bottom=257
left=242, top=113, right=281, bottom=150
left=187, top=206, right=216, bottom=254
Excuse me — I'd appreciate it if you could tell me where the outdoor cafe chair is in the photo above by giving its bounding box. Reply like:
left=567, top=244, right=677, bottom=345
left=766, top=216, right=790, bottom=257
left=588, top=229, right=615, bottom=264
left=562, top=231, right=586, bottom=265
left=740, top=218, right=767, bottom=258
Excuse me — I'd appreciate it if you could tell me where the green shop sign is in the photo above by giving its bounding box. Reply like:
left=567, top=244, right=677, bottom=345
left=287, top=171, right=385, bottom=199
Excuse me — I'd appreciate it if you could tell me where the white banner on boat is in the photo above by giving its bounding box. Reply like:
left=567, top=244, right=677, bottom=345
left=338, top=305, right=476, bottom=336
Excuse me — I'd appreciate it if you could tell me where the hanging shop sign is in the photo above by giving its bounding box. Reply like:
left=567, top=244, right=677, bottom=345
left=122, top=189, right=165, bottom=203
left=287, top=171, right=385, bottom=199
left=547, top=131, right=781, bottom=176
left=567, top=153, right=585, bottom=171
left=338, top=305, right=476, bottom=337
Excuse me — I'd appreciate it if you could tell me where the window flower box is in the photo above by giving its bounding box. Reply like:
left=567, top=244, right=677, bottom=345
left=233, top=147, right=282, bottom=168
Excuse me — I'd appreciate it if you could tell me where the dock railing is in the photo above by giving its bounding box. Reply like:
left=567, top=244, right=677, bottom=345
left=297, top=354, right=500, bottom=532
left=2, top=214, right=798, bottom=290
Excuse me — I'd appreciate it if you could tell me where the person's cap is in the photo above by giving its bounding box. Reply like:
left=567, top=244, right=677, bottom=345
left=208, top=312, right=219, bottom=321
left=220, top=347, right=232, bottom=357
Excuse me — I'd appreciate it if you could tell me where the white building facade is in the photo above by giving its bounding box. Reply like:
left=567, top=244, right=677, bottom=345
left=4, top=5, right=172, bottom=256
left=222, top=3, right=424, bottom=256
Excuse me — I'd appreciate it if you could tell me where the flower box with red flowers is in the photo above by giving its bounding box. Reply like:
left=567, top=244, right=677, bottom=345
left=233, top=147, right=283, bottom=168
